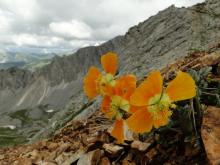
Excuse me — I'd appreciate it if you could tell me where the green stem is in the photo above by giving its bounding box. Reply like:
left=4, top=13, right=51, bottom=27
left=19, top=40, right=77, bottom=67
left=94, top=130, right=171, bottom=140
left=190, top=99, right=198, bottom=137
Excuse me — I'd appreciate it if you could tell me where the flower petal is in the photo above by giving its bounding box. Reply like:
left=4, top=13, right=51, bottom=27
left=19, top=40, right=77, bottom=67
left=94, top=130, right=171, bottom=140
left=126, top=108, right=153, bottom=133
left=166, top=71, right=196, bottom=102
left=101, top=96, right=111, bottom=114
left=130, top=71, right=163, bottom=106
left=114, top=74, right=136, bottom=100
left=129, top=105, right=146, bottom=114
left=83, top=66, right=101, bottom=99
left=153, top=117, right=169, bottom=128
left=129, top=105, right=139, bottom=114
left=111, top=119, right=124, bottom=144
left=101, top=96, right=117, bottom=119
left=153, top=109, right=171, bottom=128
left=101, top=52, right=118, bottom=75
left=100, top=84, right=115, bottom=96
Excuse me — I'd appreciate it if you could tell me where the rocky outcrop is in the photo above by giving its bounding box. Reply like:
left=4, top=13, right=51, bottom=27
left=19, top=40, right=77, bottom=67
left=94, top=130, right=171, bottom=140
left=0, top=68, right=34, bottom=90
left=1, top=0, right=220, bottom=144
left=202, top=106, right=220, bottom=165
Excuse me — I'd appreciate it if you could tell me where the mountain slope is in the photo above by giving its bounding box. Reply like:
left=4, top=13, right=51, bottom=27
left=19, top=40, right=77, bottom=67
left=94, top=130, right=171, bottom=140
left=0, top=0, right=220, bottom=145
left=1, top=48, right=220, bottom=164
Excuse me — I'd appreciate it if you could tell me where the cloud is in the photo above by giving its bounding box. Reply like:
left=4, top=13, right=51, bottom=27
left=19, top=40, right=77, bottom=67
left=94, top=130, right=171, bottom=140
left=0, top=0, right=40, bottom=21
left=11, top=34, right=66, bottom=47
left=49, top=20, right=92, bottom=39
left=0, top=9, right=12, bottom=33
left=0, top=0, right=205, bottom=53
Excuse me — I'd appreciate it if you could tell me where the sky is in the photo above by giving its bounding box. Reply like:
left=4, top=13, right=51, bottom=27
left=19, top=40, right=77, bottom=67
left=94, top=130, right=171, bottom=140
left=0, top=0, right=205, bottom=54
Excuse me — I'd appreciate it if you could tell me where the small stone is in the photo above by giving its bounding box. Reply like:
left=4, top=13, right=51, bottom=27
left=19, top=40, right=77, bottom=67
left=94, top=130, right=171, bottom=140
left=145, top=148, right=158, bottom=160
left=0, top=154, right=5, bottom=160
left=82, top=133, right=89, bottom=145
left=131, top=140, right=151, bottom=151
left=87, top=136, right=99, bottom=144
left=122, top=159, right=135, bottom=165
left=99, top=157, right=111, bottom=165
left=41, top=161, right=57, bottom=165
left=56, top=143, right=71, bottom=155
left=77, top=149, right=102, bottom=165
left=48, top=142, right=59, bottom=150
left=103, top=143, right=123, bottom=155
left=24, top=149, right=42, bottom=162
left=40, top=140, right=48, bottom=148
left=14, top=158, right=32, bottom=165
left=45, top=151, right=57, bottom=161
left=55, top=153, right=66, bottom=164
left=62, top=151, right=84, bottom=165
left=122, top=154, right=136, bottom=165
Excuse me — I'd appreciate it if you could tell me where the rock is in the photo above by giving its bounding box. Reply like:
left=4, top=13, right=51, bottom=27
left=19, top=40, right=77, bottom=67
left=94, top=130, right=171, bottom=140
left=61, top=151, right=84, bottom=165
left=55, top=151, right=84, bottom=165
left=145, top=148, right=158, bottom=160
left=48, top=142, right=59, bottom=151
left=99, top=157, right=111, bottom=165
left=40, top=140, right=48, bottom=148
left=41, top=162, right=57, bottom=165
left=14, top=158, right=32, bottom=165
left=55, top=153, right=66, bottom=164
left=122, top=159, right=136, bottom=165
left=131, top=140, right=151, bottom=152
left=55, top=143, right=71, bottom=155
left=77, top=149, right=102, bottom=165
left=45, top=151, right=57, bottom=162
left=24, top=149, right=42, bottom=163
left=201, top=106, right=220, bottom=165
left=181, top=52, right=220, bottom=70
left=122, top=153, right=136, bottom=165
left=0, top=154, right=5, bottom=160
left=86, top=132, right=110, bottom=144
left=103, top=143, right=124, bottom=155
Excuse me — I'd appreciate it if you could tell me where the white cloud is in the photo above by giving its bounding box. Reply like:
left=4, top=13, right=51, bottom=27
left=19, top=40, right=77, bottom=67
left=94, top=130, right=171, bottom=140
left=170, top=0, right=205, bottom=7
left=0, top=0, right=205, bottom=52
left=11, top=34, right=64, bottom=47
left=69, top=39, right=104, bottom=49
left=0, top=10, right=12, bottom=33
left=12, top=34, right=38, bottom=46
left=49, top=20, right=92, bottom=39
left=0, top=0, right=40, bottom=21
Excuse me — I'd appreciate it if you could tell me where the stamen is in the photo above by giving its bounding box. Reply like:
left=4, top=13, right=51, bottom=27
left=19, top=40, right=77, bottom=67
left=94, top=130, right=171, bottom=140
left=148, top=93, right=172, bottom=120
left=110, top=96, right=130, bottom=120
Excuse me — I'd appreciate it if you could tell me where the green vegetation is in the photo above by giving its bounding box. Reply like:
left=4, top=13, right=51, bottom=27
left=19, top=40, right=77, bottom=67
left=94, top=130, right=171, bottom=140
left=0, top=127, right=27, bottom=148
left=9, top=109, right=32, bottom=126
left=23, top=58, right=51, bottom=70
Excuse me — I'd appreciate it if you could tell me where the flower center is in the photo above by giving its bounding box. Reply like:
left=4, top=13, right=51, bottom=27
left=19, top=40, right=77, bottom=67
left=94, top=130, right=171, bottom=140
left=148, top=93, right=173, bottom=119
left=96, top=73, right=116, bottom=95
left=110, top=95, right=130, bottom=120
left=100, top=73, right=116, bottom=87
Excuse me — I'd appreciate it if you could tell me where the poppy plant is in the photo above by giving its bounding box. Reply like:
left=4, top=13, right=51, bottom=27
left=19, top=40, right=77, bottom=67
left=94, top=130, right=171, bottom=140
left=126, top=71, right=196, bottom=133
left=83, top=52, right=118, bottom=100
left=101, top=75, right=136, bottom=143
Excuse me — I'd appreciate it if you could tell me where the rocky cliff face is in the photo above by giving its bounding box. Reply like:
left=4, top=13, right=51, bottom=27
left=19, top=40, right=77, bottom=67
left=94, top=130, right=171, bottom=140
left=0, top=0, right=220, bottom=145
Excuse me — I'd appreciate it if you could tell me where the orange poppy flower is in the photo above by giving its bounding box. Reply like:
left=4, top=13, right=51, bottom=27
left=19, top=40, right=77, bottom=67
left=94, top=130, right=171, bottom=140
left=101, top=74, right=136, bottom=143
left=83, top=52, right=118, bottom=100
left=127, top=71, right=196, bottom=133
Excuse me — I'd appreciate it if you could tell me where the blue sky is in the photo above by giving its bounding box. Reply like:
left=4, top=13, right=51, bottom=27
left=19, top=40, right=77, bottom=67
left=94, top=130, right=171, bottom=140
left=0, top=0, right=204, bottom=53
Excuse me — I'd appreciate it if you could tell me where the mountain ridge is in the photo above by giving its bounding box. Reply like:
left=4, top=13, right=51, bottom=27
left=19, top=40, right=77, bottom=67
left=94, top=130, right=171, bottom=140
left=0, top=0, right=220, bottom=145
